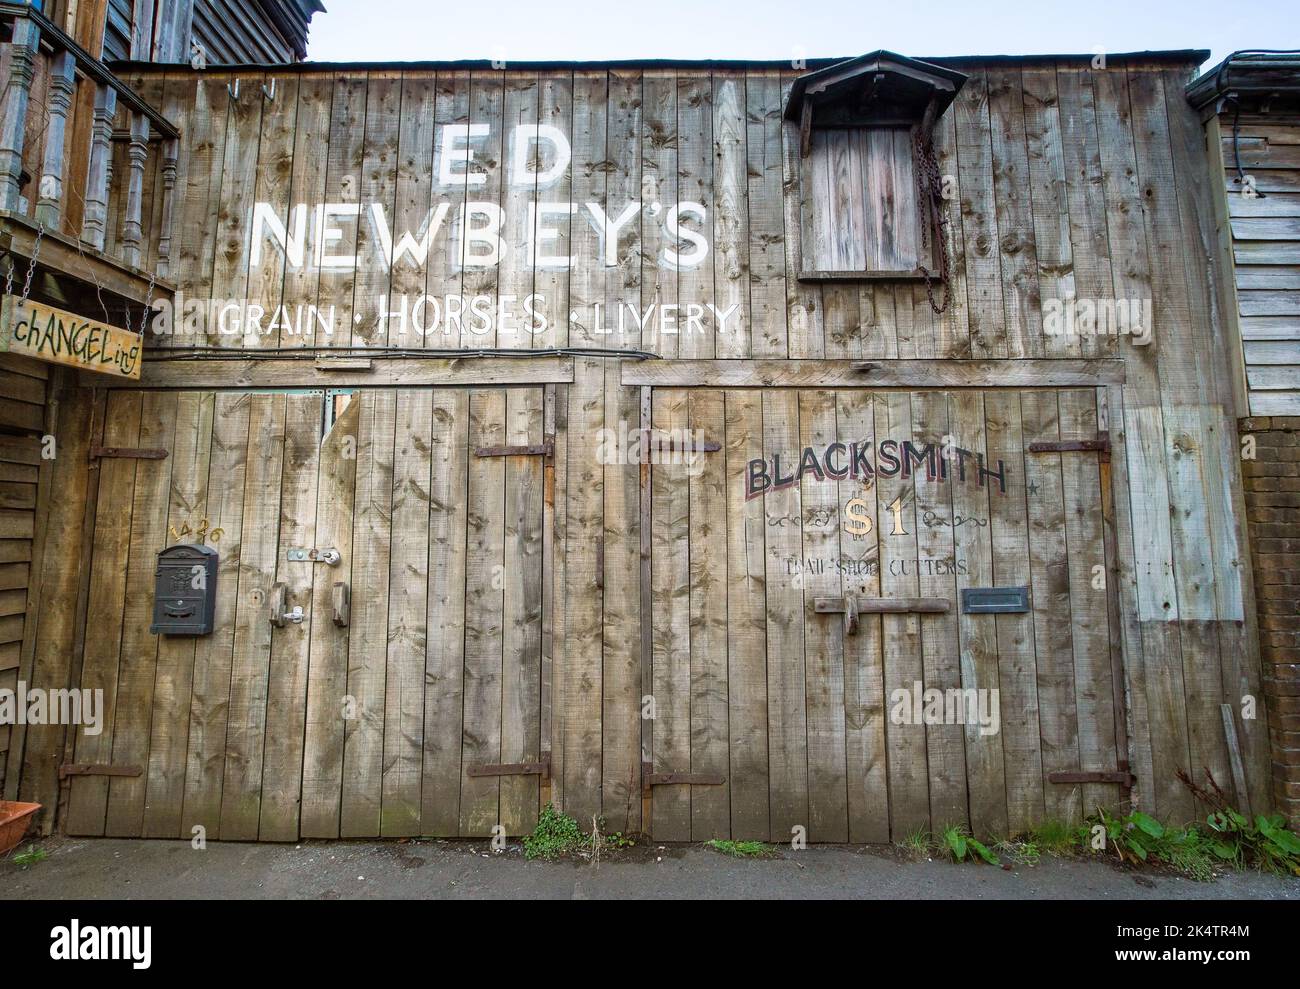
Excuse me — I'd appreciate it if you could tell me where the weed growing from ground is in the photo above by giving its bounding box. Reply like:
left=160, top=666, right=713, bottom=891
left=940, top=825, right=999, bottom=865
left=898, top=827, right=931, bottom=861
left=523, top=804, right=637, bottom=861
left=994, top=839, right=1041, bottom=867
left=11, top=845, right=47, bottom=866
left=523, top=804, right=585, bottom=860
left=704, top=839, right=776, bottom=858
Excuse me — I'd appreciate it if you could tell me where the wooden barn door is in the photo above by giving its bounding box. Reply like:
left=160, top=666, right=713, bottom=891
left=64, top=386, right=546, bottom=841
left=646, top=387, right=1121, bottom=844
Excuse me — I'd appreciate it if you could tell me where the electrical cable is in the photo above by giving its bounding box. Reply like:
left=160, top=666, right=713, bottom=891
left=144, top=345, right=659, bottom=361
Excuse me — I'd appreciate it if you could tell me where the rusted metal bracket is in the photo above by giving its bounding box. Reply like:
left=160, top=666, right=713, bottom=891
left=638, top=437, right=721, bottom=463
left=475, top=440, right=555, bottom=458
left=651, top=439, right=720, bottom=452
left=642, top=762, right=725, bottom=794
left=59, top=763, right=143, bottom=780
left=467, top=759, right=550, bottom=779
left=1047, top=769, right=1136, bottom=787
left=89, top=446, right=168, bottom=460
left=1028, top=436, right=1111, bottom=462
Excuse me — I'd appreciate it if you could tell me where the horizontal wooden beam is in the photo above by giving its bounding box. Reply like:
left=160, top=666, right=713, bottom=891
left=622, top=359, right=1126, bottom=389
left=798, top=269, right=928, bottom=282
left=85, top=355, right=576, bottom=389
left=814, top=596, right=951, bottom=614
left=0, top=211, right=174, bottom=305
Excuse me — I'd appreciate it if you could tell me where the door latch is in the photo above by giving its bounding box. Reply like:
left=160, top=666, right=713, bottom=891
left=287, top=547, right=341, bottom=565
left=269, top=584, right=306, bottom=628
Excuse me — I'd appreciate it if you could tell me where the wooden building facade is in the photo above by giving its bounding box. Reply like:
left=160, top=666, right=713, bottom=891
left=1190, top=52, right=1300, bottom=826
left=1, top=4, right=1291, bottom=842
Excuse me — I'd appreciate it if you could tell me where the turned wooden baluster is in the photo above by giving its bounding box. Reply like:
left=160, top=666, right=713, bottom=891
left=156, top=138, right=179, bottom=276
left=35, top=51, right=77, bottom=227
left=119, top=112, right=151, bottom=267
left=0, top=17, right=40, bottom=212
left=82, top=85, right=118, bottom=250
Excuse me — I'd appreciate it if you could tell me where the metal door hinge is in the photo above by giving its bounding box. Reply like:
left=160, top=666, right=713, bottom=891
left=89, top=446, right=168, bottom=460
left=639, top=437, right=720, bottom=463
left=467, top=759, right=550, bottom=779
left=59, top=763, right=143, bottom=780
left=475, top=441, right=555, bottom=458
left=642, top=761, right=725, bottom=794
left=1047, top=769, right=1136, bottom=787
left=1028, top=436, right=1111, bottom=462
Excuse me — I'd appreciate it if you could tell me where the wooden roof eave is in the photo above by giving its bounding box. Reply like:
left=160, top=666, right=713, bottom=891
left=782, top=50, right=968, bottom=124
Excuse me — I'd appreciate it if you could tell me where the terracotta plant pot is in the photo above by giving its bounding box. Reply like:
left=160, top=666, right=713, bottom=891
left=0, top=801, right=41, bottom=856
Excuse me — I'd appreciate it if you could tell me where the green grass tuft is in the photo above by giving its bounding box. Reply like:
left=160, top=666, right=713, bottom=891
left=994, top=839, right=1041, bottom=867
left=1030, top=819, right=1081, bottom=856
left=705, top=839, right=776, bottom=858
left=898, top=827, right=931, bottom=860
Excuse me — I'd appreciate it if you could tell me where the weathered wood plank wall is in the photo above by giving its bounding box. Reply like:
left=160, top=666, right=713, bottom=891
left=1211, top=111, right=1300, bottom=416
left=0, top=354, right=50, bottom=799
left=7, top=55, right=1274, bottom=839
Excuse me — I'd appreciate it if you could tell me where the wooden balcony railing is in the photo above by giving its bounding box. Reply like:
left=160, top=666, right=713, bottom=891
left=0, top=0, right=179, bottom=292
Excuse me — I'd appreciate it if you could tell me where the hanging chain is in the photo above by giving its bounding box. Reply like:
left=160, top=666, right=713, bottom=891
left=138, top=270, right=156, bottom=335
left=17, top=223, right=43, bottom=305
left=914, top=131, right=952, bottom=315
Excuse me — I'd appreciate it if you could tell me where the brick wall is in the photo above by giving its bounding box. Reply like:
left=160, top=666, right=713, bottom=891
left=1240, top=416, right=1300, bottom=825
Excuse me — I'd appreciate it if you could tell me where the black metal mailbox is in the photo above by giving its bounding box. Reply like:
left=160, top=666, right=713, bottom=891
left=150, top=544, right=218, bottom=635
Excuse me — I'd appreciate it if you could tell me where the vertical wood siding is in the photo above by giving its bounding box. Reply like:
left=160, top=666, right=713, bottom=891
left=8, top=57, right=1275, bottom=838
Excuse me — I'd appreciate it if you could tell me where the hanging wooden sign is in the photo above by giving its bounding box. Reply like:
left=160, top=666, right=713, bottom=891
left=0, top=295, right=143, bottom=379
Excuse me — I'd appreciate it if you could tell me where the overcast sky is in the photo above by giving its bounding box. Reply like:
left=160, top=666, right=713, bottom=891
left=306, top=0, right=1297, bottom=73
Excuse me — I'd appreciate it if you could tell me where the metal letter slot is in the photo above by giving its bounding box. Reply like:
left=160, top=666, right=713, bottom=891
left=960, top=586, right=1030, bottom=614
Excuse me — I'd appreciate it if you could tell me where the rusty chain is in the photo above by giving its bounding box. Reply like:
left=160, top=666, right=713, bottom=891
left=139, top=270, right=156, bottom=335
left=19, top=223, right=43, bottom=304
left=2, top=222, right=43, bottom=306
left=914, top=130, right=951, bottom=315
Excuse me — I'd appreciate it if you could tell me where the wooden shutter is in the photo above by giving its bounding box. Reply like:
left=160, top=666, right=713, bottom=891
left=102, top=0, right=133, bottom=61
left=804, top=126, right=921, bottom=274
